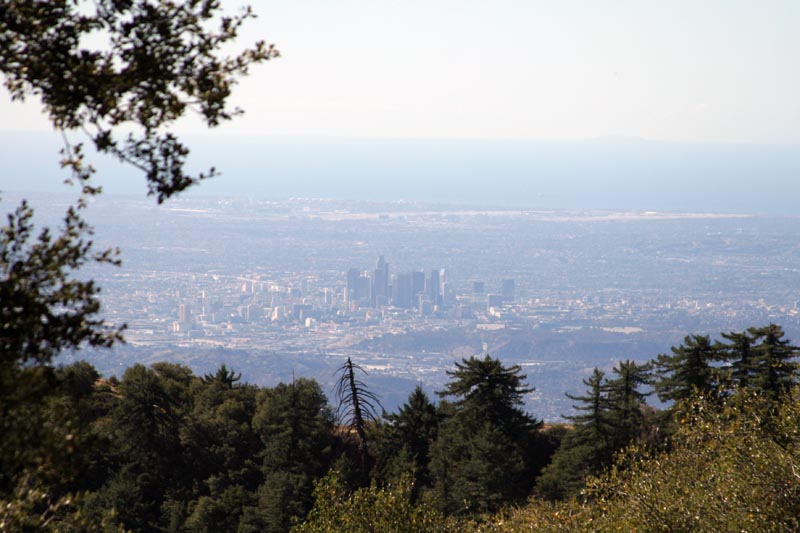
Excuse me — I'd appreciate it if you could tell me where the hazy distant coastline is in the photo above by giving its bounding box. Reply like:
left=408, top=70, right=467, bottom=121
left=2, top=132, right=799, bottom=215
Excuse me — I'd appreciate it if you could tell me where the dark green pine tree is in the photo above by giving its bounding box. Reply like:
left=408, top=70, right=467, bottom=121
left=1, top=362, right=105, bottom=503
left=653, top=334, right=719, bottom=403
left=430, top=355, right=539, bottom=514
left=536, top=368, right=614, bottom=500
left=430, top=409, right=527, bottom=515
left=606, top=360, right=651, bottom=450
left=377, top=385, right=440, bottom=492
left=718, top=330, right=758, bottom=389
left=94, top=364, right=184, bottom=531
left=749, top=324, right=799, bottom=398
left=203, top=364, right=242, bottom=389
left=454, top=421, right=527, bottom=513
left=564, top=369, right=614, bottom=452
left=242, top=378, right=334, bottom=533
left=438, top=355, right=538, bottom=434
left=179, top=369, right=261, bottom=532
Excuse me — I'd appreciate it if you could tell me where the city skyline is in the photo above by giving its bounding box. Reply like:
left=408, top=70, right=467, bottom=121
left=15, top=191, right=798, bottom=419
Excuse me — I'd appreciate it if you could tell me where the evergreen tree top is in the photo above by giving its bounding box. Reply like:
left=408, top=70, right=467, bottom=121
left=203, top=364, right=242, bottom=389
left=607, top=360, right=652, bottom=404
left=438, top=355, right=534, bottom=408
left=654, top=334, right=719, bottom=403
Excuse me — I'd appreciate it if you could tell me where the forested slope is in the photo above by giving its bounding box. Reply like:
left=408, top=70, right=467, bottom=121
left=2, top=325, right=800, bottom=531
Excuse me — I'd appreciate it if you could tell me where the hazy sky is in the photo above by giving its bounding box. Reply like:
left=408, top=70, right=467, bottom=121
left=2, top=0, right=800, bottom=143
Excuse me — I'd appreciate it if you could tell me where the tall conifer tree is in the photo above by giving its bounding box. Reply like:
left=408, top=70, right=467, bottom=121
left=606, top=360, right=651, bottom=449
left=430, top=355, right=539, bottom=513
left=378, top=385, right=440, bottom=491
left=654, top=334, right=719, bottom=403
left=749, top=324, right=798, bottom=398
left=246, top=379, right=333, bottom=533
left=537, top=368, right=613, bottom=500
left=718, top=330, right=758, bottom=389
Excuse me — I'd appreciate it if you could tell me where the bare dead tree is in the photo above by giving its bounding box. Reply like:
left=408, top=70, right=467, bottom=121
left=335, top=357, right=382, bottom=463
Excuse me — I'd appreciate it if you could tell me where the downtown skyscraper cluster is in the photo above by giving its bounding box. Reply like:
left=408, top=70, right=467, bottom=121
left=346, top=256, right=451, bottom=314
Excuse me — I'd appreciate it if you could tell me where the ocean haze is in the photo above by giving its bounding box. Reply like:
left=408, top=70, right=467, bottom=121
left=2, top=132, right=799, bottom=214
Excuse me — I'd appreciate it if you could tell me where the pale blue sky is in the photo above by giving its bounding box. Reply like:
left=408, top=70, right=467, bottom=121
left=2, top=0, right=800, bottom=143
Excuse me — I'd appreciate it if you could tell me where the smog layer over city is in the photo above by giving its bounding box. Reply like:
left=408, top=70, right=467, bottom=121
left=4, top=189, right=798, bottom=420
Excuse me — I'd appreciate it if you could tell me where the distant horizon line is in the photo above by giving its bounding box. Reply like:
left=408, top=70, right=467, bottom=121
left=0, top=189, right=778, bottom=219
left=4, top=132, right=800, bottom=216
left=2, top=129, right=800, bottom=148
